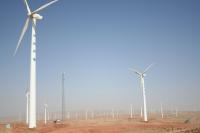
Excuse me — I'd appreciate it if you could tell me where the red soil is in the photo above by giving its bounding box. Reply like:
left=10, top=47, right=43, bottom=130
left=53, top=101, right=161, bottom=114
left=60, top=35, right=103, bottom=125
left=1, top=115, right=200, bottom=133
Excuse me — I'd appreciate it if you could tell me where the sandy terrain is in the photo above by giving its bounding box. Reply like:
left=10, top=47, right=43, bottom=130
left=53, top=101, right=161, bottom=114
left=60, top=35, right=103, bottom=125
left=1, top=112, right=200, bottom=133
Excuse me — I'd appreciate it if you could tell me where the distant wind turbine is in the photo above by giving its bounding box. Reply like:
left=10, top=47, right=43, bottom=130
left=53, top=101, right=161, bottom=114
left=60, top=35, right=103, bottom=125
left=130, top=63, right=155, bottom=122
left=44, top=104, right=48, bottom=125
left=25, top=89, right=30, bottom=125
left=14, top=0, right=58, bottom=128
left=62, top=73, right=65, bottom=121
left=67, top=111, right=70, bottom=120
left=76, top=112, right=78, bottom=120
left=91, top=110, right=94, bottom=119
left=175, top=108, right=178, bottom=117
left=130, top=104, right=133, bottom=119
left=160, top=103, right=164, bottom=119
left=85, top=110, right=88, bottom=120
left=112, top=108, right=115, bottom=119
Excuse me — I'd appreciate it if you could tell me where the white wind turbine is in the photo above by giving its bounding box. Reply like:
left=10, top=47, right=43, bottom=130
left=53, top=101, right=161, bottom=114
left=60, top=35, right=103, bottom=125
left=111, top=108, right=115, bottom=119
left=140, top=106, right=143, bottom=118
left=44, top=104, right=48, bottom=125
left=175, top=108, right=178, bottom=117
left=85, top=110, right=88, bottom=120
left=25, top=89, right=30, bottom=125
left=130, top=104, right=133, bottom=119
left=130, top=63, right=155, bottom=122
left=160, top=103, right=164, bottom=119
left=14, top=0, right=58, bottom=128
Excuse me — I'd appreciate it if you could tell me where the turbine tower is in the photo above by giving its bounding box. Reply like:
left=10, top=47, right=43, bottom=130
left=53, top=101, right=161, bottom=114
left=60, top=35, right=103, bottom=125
left=130, top=63, right=155, bottom=122
left=14, top=0, right=58, bottom=128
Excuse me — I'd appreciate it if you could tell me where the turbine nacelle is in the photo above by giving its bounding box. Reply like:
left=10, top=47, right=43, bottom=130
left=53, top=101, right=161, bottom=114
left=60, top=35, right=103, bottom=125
left=31, top=13, right=43, bottom=20
left=142, top=73, right=146, bottom=77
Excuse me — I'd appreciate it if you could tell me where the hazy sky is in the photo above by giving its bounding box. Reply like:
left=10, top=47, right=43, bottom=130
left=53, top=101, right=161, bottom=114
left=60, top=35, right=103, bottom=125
left=0, top=0, right=200, bottom=118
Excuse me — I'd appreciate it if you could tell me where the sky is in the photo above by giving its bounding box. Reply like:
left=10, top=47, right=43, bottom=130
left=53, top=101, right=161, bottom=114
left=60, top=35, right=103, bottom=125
left=0, top=0, right=200, bottom=118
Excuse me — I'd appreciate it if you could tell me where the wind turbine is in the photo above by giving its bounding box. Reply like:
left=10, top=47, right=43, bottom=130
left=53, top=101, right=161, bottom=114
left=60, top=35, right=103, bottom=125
left=25, top=89, right=30, bottom=125
left=140, top=106, right=143, bottom=118
left=175, top=108, right=178, bottom=117
left=111, top=108, right=115, bottom=119
left=44, top=104, right=48, bottom=125
left=14, top=0, right=58, bottom=128
left=130, top=104, right=133, bottom=119
left=160, top=103, right=164, bottom=119
left=61, top=72, right=65, bottom=121
left=129, top=63, right=155, bottom=122
left=75, top=112, right=78, bottom=120
left=85, top=110, right=88, bottom=120
left=91, top=110, right=94, bottom=119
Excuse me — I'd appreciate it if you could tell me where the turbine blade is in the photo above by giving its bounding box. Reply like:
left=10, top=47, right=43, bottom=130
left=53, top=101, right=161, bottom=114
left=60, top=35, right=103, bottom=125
left=14, top=18, right=30, bottom=56
left=143, top=63, right=155, bottom=74
left=24, top=0, right=31, bottom=14
left=129, top=68, right=141, bottom=75
left=32, top=0, right=58, bottom=14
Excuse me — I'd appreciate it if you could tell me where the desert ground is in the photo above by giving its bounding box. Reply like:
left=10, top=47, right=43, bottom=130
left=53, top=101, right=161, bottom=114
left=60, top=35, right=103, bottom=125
left=1, top=112, right=200, bottom=133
